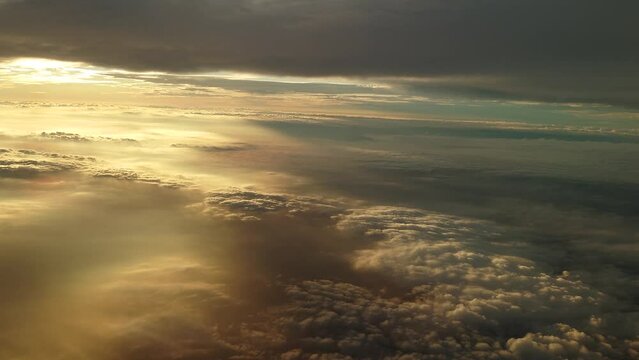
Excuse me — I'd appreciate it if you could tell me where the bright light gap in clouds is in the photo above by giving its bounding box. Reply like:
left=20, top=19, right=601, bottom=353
left=0, top=57, right=378, bottom=87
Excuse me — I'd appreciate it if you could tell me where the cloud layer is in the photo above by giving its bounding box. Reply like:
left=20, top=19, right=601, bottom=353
left=1, top=103, right=638, bottom=359
left=2, top=161, right=638, bottom=359
left=0, top=0, right=637, bottom=105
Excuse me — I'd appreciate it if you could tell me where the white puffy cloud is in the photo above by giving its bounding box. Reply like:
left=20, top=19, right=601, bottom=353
left=122, top=197, right=634, bottom=359
left=281, top=206, right=636, bottom=359
left=271, top=279, right=513, bottom=359
left=1, top=178, right=637, bottom=359
left=261, top=277, right=636, bottom=359
left=506, top=323, right=638, bottom=360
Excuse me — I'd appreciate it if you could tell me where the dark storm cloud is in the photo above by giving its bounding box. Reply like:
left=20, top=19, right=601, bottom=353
left=0, top=0, right=637, bottom=105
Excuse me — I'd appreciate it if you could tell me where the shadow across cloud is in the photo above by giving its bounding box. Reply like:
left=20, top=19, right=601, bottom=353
left=0, top=103, right=638, bottom=359
left=1, top=176, right=638, bottom=359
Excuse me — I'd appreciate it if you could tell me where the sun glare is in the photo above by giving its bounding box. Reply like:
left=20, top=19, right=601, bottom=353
left=0, top=57, right=110, bottom=84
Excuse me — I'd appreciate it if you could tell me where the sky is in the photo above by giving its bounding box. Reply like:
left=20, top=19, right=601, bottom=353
left=0, top=1, right=638, bottom=359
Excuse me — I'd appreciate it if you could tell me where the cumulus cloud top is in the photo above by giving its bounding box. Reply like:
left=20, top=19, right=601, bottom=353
left=0, top=147, right=93, bottom=178
left=226, top=206, right=635, bottom=359
left=1, top=101, right=637, bottom=359
left=0, top=146, right=188, bottom=188
left=265, top=279, right=637, bottom=359
left=39, top=131, right=138, bottom=143
left=204, top=188, right=341, bottom=221
left=92, top=168, right=188, bottom=189
left=1, top=178, right=638, bottom=359
left=86, top=198, right=638, bottom=359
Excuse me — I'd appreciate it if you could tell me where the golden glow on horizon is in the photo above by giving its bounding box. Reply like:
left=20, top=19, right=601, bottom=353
left=0, top=57, right=381, bottom=88
left=0, top=57, right=400, bottom=117
left=0, top=57, right=111, bottom=84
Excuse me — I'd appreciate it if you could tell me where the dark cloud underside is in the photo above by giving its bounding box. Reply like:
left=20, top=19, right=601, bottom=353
left=0, top=0, right=638, bottom=106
